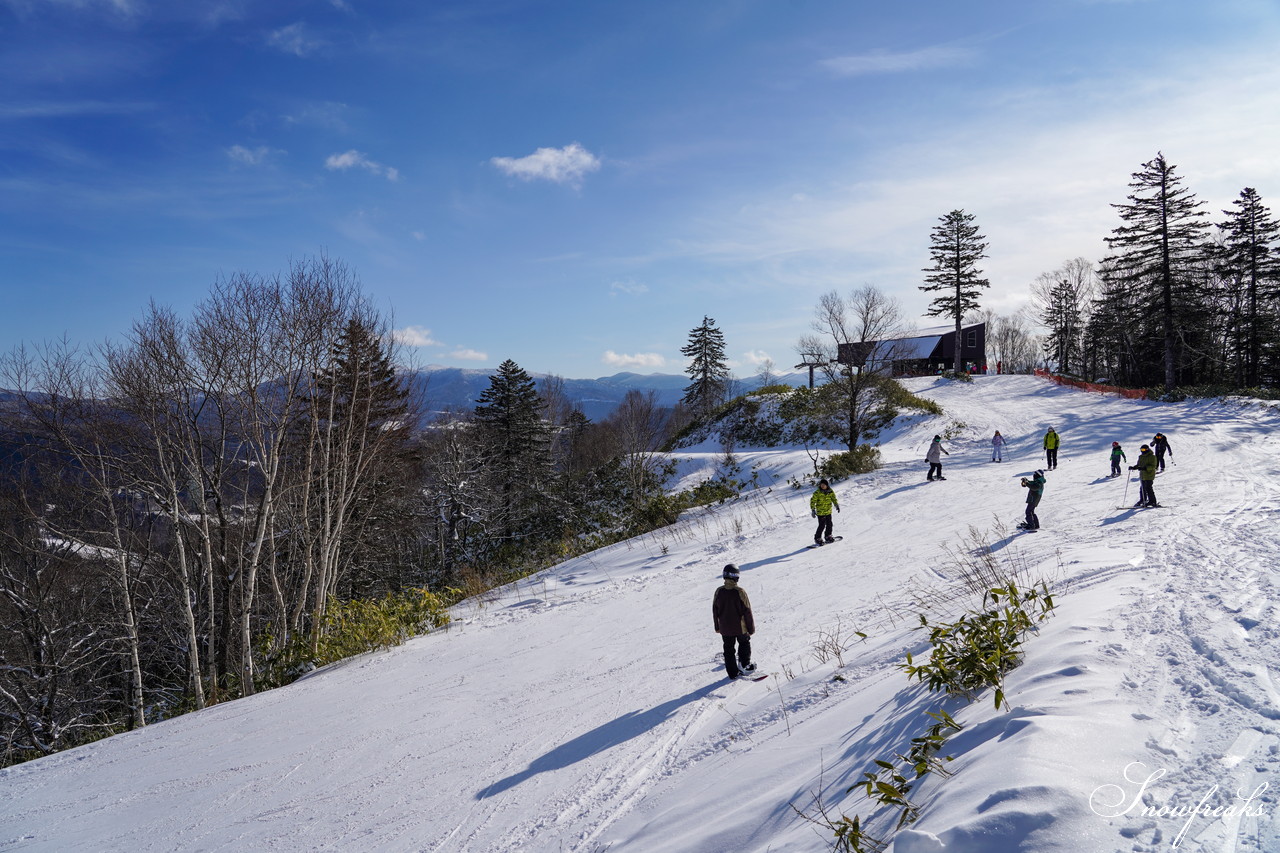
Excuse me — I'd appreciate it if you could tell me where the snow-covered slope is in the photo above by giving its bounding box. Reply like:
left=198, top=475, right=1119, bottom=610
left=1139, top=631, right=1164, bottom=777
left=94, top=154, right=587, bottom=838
left=4, top=375, right=1279, bottom=852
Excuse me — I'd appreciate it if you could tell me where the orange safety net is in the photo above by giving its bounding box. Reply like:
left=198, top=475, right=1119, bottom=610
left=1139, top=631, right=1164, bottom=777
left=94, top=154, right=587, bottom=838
left=1033, top=369, right=1148, bottom=400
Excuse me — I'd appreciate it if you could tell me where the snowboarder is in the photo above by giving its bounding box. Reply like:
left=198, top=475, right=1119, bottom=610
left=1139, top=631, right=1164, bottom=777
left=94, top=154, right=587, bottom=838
left=809, top=479, right=840, bottom=545
left=992, top=430, right=1005, bottom=462
left=1109, top=442, right=1127, bottom=478
left=1130, top=445, right=1159, bottom=507
left=1018, top=469, right=1045, bottom=530
left=712, top=564, right=756, bottom=680
left=1152, top=433, right=1173, bottom=472
left=1043, top=428, right=1060, bottom=470
left=926, top=435, right=949, bottom=481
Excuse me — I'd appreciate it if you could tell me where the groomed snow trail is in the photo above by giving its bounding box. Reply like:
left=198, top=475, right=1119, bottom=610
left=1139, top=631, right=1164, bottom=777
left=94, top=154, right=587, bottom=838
left=3, top=376, right=1279, bottom=852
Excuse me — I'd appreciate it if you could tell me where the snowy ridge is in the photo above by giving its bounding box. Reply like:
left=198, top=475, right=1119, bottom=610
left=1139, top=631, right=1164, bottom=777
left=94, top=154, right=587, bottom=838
left=3, top=375, right=1280, bottom=852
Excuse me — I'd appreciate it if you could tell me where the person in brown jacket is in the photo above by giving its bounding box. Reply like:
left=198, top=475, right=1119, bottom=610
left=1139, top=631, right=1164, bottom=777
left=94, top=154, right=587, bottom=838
left=712, top=564, right=756, bottom=680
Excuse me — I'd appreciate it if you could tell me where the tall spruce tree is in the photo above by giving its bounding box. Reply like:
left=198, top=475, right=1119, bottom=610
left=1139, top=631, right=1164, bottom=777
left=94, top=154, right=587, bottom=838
left=302, top=317, right=415, bottom=607
left=680, top=316, right=730, bottom=419
left=473, top=359, right=552, bottom=542
left=1218, top=187, right=1280, bottom=387
left=1103, top=153, right=1209, bottom=390
left=920, top=210, right=990, bottom=373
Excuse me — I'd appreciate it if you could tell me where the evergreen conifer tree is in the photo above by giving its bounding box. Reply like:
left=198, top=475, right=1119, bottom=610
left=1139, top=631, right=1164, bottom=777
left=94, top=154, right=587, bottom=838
left=473, top=359, right=552, bottom=541
left=1217, top=187, right=1280, bottom=387
left=1103, top=153, right=1209, bottom=390
left=680, top=316, right=730, bottom=419
left=920, top=210, right=990, bottom=374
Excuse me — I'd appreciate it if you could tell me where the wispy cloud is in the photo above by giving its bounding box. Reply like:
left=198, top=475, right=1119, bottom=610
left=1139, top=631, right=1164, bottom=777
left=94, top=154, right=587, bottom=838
left=741, top=349, right=772, bottom=366
left=16, top=0, right=140, bottom=15
left=266, top=22, right=325, bottom=57
left=226, top=144, right=277, bottom=166
left=281, top=100, right=349, bottom=131
left=609, top=280, right=649, bottom=296
left=602, top=350, right=665, bottom=369
left=450, top=348, right=487, bottom=361
left=820, top=45, right=975, bottom=76
left=325, top=149, right=400, bottom=181
left=392, top=326, right=440, bottom=347
left=491, top=142, right=601, bottom=186
left=0, top=100, right=153, bottom=120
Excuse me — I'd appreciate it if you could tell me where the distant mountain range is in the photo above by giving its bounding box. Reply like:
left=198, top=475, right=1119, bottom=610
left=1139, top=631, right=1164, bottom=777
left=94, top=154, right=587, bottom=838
left=408, top=365, right=808, bottom=421
left=0, top=368, right=808, bottom=426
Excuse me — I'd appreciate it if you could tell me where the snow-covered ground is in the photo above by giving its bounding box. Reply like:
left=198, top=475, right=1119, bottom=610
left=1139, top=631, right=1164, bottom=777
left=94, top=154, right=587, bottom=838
left=4, top=375, right=1280, bottom=852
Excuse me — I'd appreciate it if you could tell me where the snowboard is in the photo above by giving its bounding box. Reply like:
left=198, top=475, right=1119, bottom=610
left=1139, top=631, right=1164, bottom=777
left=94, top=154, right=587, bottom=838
left=807, top=536, right=843, bottom=549
left=736, top=673, right=769, bottom=682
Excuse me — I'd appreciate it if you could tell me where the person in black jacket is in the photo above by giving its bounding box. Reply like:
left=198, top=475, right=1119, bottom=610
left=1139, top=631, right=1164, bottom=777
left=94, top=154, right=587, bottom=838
left=712, top=564, right=756, bottom=680
left=1152, top=433, right=1173, bottom=472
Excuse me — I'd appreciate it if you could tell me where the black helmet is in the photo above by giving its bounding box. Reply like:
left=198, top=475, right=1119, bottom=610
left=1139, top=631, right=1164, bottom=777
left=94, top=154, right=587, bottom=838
left=723, top=564, right=740, bottom=580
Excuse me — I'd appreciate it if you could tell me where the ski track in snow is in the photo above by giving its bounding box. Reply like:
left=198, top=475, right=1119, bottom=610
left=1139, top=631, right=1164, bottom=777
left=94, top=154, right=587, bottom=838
left=5, top=376, right=1280, bottom=852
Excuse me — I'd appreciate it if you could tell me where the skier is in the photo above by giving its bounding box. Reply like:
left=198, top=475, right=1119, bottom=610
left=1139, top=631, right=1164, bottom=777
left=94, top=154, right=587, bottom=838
left=926, top=435, right=949, bottom=481
left=712, top=564, right=756, bottom=680
left=992, top=430, right=1005, bottom=462
left=1130, top=444, right=1160, bottom=507
left=1043, top=427, right=1060, bottom=470
left=1109, top=442, right=1127, bottom=478
left=1152, top=433, right=1173, bottom=472
left=809, top=479, right=840, bottom=545
left=1017, top=469, right=1046, bottom=531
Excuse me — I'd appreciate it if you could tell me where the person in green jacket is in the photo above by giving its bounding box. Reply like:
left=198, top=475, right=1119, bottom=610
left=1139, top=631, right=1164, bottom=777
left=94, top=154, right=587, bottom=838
left=1043, top=427, right=1060, bottom=470
left=1109, top=441, right=1127, bottom=478
left=809, top=479, right=840, bottom=545
left=1130, top=444, right=1160, bottom=507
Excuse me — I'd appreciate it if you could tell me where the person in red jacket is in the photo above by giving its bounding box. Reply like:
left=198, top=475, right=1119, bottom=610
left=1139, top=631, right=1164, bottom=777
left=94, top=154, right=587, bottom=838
left=712, top=564, right=756, bottom=680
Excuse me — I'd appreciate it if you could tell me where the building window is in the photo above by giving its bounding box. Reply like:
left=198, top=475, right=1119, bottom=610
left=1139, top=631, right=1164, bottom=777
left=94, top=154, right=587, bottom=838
left=966, top=330, right=977, bottom=348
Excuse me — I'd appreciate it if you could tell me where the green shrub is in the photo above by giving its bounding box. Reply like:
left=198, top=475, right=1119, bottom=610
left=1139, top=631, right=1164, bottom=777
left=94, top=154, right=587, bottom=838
left=882, top=381, right=943, bottom=415
left=900, top=581, right=1055, bottom=709
left=260, top=587, right=456, bottom=688
left=819, top=446, right=882, bottom=479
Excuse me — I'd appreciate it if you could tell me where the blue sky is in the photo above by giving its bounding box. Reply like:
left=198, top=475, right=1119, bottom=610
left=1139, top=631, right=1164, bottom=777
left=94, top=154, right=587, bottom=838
left=3, top=0, right=1279, bottom=380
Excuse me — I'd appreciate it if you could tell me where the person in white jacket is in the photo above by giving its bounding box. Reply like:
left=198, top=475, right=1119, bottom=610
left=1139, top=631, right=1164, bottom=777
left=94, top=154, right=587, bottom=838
left=926, top=435, right=949, bottom=481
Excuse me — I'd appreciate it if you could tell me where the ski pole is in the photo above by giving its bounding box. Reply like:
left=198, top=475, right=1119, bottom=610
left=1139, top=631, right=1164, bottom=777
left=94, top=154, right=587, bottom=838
left=1122, top=473, right=1131, bottom=507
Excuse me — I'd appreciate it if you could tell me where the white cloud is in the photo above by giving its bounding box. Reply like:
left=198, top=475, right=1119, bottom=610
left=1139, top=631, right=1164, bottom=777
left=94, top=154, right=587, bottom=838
left=668, top=47, right=1280, bottom=324
left=226, top=144, right=274, bottom=165
left=450, top=348, right=487, bottom=362
left=324, top=149, right=400, bottom=181
left=410, top=230, right=426, bottom=241
left=266, top=22, right=324, bottom=57
left=741, top=349, right=772, bottom=366
left=609, top=280, right=649, bottom=296
left=392, top=326, right=440, bottom=347
left=490, top=142, right=601, bottom=186
left=820, top=45, right=975, bottom=76
left=602, top=350, right=666, bottom=369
